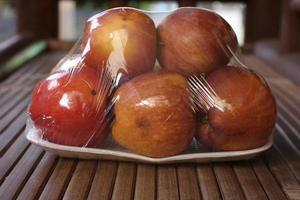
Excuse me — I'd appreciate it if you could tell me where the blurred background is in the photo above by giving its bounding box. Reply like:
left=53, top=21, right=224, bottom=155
left=0, top=0, right=299, bottom=84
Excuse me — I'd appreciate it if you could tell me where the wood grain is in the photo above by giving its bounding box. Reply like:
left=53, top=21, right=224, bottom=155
left=17, top=152, right=57, bottom=200
left=0, top=145, right=43, bottom=200
left=38, top=158, right=77, bottom=200
left=63, top=160, right=97, bottom=200
left=87, top=161, right=118, bottom=200
left=177, top=164, right=201, bottom=200
left=111, top=162, right=136, bottom=200
left=197, top=165, right=221, bottom=200
left=251, top=157, right=287, bottom=200
left=213, top=164, right=245, bottom=200
left=233, top=161, right=268, bottom=199
left=134, top=164, right=156, bottom=200
left=157, top=166, right=179, bottom=200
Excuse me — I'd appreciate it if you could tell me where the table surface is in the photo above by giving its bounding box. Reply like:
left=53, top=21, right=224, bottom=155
left=0, top=50, right=299, bottom=200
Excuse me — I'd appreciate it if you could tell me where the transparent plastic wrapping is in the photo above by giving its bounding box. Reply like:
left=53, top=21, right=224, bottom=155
left=26, top=7, right=277, bottom=160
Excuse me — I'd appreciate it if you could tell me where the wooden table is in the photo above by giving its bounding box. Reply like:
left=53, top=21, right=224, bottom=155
left=0, top=50, right=299, bottom=200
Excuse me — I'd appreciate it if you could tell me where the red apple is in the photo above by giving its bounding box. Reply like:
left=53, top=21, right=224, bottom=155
left=82, top=7, right=156, bottom=81
left=157, top=7, right=238, bottom=76
left=29, top=67, right=112, bottom=147
left=112, top=71, right=196, bottom=158
left=195, top=66, right=277, bottom=151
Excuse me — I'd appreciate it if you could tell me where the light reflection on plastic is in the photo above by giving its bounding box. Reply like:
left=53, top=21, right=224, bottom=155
left=135, top=96, right=170, bottom=108
left=107, top=29, right=128, bottom=77
left=82, top=38, right=91, bottom=56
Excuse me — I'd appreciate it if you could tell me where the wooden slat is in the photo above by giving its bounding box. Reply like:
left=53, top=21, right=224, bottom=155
left=263, top=148, right=300, bottom=199
left=196, top=165, right=221, bottom=200
left=0, top=89, right=31, bottom=118
left=157, top=166, right=179, bottom=200
left=134, top=164, right=156, bottom=200
left=63, top=160, right=97, bottom=200
left=251, top=157, right=287, bottom=200
left=0, top=95, right=30, bottom=134
left=276, top=113, right=300, bottom=150
left=213, top=164, right=245, bottom=200
left=177, top=164, right=201, bottom=200
left=111, top=163, right=136, bottom=200
left=0, top=145, right=43, bottom=200
left=87, top=161, right=118, bottom=200
left=38, top=159, right=77, bottom=200
left=0, top=111, right=27, bottom=155
left=233, top=162, right=268, bottom=199
left=0, top=134, right=30, bottom=184
left=16, top=152, right=57, bottom=200
left=273, top=127, right=300, bottom=181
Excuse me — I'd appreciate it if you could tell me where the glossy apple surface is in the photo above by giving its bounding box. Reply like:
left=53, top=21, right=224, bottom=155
left=196, top=66, right=277, bottom=151
left=29, top=67, right=112, bottom=147
left=157, top=7, right=238, bottom=76
left=112, top=71, right=196, bottom=158
left=82, top=7, right=156, bottom=81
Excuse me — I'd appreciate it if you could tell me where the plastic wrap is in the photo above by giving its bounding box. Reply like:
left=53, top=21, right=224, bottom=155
left=27, top=7, right=277, bottom=159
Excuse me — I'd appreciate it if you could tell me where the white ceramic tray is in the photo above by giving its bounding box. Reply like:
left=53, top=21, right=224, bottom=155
left=26, top=123, right=272, bottom=164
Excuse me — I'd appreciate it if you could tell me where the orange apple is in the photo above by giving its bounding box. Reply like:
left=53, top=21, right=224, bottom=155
left=82, top=7, right=156, bottom=81
left=157, top=7, right=238, bottom=76
left=112, top=71, right=196, bottom=157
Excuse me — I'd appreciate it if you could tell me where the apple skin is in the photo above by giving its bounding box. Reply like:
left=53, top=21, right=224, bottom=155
left=196, top=66, right=277, bottom=151
left=157, top=7, right=238, bottom=76
left=82, top=7, right=156, bottom=81
left=29, top=67, right=111, bottom=147
left=112, top=71, right=196, bottom=158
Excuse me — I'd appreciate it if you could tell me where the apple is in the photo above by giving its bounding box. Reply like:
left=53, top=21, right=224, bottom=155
left=29, top=67, right=112, bottom=147
left=112, top=71, right=196, bottom=158
left=194, top=66, right=277, bottom=151
left=157, top=7, right=238, bottom=76
left=81, top=7, right=156, bottom=81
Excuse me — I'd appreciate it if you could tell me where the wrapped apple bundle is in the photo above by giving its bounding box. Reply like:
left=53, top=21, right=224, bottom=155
left=27, top=7, right=276, bottom=158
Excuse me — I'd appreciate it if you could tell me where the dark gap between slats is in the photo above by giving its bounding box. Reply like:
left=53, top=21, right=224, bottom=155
left=0, top=89, right=31, bottom=119
left=57, top=159, right=79, bottom=200
left=11, top=150, right=45, bottom=200
left=38, top=158, right=77, bottom=200
left=0, top=136, right=31, bottom=185
left=232, top=161, right=268, bottom=199
left=251, top=156, right=288, bottom=200
left=262, top=148, right=300, bottom=199
left=18, top=153, right=59, bottom=200
left=82, top=161, right=98, bottom=200
left=213, top=163, right=246, bottom=200
left=0, top=114, right=27, bottom=156
left=87, top=161, right=119, bottom=200
left=0, top=95, right=31, bottom=134
left=0, top=145, right=44, bottom=200
left=273, top=129, right=300, bottom=182
left=196, top=163, right=222, bottom=200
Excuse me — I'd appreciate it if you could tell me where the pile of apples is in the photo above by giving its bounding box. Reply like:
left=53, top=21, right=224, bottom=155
left=29, top=7, right=277, bottom=158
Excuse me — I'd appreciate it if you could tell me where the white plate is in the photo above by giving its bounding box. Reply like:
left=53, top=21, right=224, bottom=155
left=25, top=123, right=272, bottom=164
